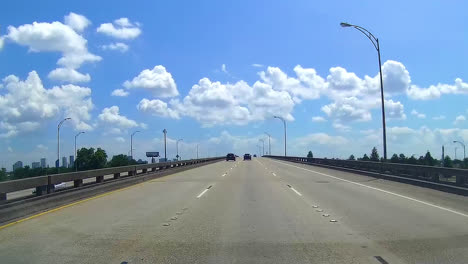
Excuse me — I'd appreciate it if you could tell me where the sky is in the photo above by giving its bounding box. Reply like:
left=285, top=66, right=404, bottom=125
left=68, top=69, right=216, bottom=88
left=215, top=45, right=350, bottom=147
left=0, top=0, right=467, bottom=170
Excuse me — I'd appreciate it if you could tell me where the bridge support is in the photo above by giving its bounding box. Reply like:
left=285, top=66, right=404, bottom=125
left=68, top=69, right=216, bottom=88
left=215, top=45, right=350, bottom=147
left=456, top=175, right=466, bottom=185
left=0, top=193, right=6, bottom=201
left=96, top=176, right=104, bottom=183
left=142, top=168, right=147, bottom=173
left=36, top=185, right=48, bottom=196
left=113, top=173, right=120, bottom=179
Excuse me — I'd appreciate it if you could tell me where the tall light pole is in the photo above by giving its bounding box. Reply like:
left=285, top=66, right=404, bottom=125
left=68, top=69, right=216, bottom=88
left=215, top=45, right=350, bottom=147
left=130, top=130, right=140, bottom=160
left=453, top=140, right=465, bottom=160
left=163, top=129, right=167, bottom=160
left=340, top=22, right=387, bottom=161
left=74, top=131, right=85, bottom=171
left=264, top=132, right=271, bottom=155
left=57, top=118, right=71, bottom=173
left=274, top=116, right=287, bottom=156
left=176, top=139, right=183, bottom=160
left=196, top=144, right=199, bottom=159
left=259, top=139, right=265, bottom=156
left=455, top=147, right=458, bottom=160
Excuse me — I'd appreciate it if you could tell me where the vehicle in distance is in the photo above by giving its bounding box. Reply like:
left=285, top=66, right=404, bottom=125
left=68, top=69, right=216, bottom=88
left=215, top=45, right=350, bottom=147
left=243, top=154, right=252, bottom=160
left=226, top=153, right=236, bottom=161
left=253, top=154, right=257, bottom=157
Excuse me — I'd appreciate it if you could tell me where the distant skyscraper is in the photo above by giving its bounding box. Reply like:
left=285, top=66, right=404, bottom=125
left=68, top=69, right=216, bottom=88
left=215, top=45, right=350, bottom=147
left=62, top=156, right=68, bottom=168
left=69, top=155, right=74, bottom=168
left=13, top=161, right=23, bottom=171
left=32, top=162, right=40, bottom=169
left=40, top=158, right=46, bottom=168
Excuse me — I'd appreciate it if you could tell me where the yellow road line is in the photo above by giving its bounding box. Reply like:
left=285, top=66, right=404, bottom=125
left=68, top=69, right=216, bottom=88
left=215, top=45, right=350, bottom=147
left=0, top=182, right=145, bottom=231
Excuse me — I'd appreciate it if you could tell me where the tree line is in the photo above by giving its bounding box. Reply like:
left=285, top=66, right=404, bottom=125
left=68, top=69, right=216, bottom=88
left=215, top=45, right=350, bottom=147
left=307, top=147, right=468, bottom=169
left=1, top=147, right=148, bottom=182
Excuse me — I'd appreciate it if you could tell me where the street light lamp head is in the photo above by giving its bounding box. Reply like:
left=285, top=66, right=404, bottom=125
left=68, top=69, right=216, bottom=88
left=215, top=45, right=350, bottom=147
left=340, top=22, right=352, bottom=27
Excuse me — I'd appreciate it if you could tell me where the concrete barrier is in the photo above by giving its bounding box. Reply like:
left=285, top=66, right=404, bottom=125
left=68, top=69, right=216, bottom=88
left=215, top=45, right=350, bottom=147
left=0, top=157, right=224, bottom=202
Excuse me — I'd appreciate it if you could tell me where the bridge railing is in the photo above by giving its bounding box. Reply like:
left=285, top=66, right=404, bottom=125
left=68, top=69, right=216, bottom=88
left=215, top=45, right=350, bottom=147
left=0, top=157, right=224, bottom=201
left=265, top=155, right=468, bottom=188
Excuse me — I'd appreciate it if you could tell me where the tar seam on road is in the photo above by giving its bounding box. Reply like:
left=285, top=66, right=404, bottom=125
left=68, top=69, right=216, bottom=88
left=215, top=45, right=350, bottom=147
left=271, top=159, right=468, bottom=219
left=374, top=256, right=389, bottom=264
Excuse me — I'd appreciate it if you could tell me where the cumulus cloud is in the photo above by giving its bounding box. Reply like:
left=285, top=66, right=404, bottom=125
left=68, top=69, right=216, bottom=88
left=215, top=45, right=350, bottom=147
left=97, top=18, right=141, bottom=39
left=454, top=115, right=466, bottom=125
left=293, top=133, right=348, bottom=148
left=98, top=106, right=138, bottom=129
left=64, top=12, right=91, bottom=32
left=221, top=64, right=227, bottom=73
left=0, top=36, right=4, bottom=50
left=137, top=98, right=180, bottom=119
left=48, top=68, right=90, bottom=83
left=115, top=137, right=125, bottom=143
left=101, top=42, right=129, bottom=53
left=123, top=65, right=178, bottom=98
left=312, top=116, right=326, bottom=122
left=407, top=78, right=468, bottom=100
left=411, top=109, right=426, bottom=119
left=111, top=89, right=129, bottom=97
left=4, top=16, right=101, bottom=83
left=0, top=71, right=94, bottom=137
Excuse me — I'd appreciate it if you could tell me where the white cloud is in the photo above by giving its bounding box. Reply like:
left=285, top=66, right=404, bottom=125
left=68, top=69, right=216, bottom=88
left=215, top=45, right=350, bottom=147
left=101, top=42, right=129, bottom=53
left=332, top=122, right=351, bottom=132
left=98, top=106, right=138, bottom=129
left=385, top=100, right=407, bottom=120
left=454, top=115, right=466, bottom=125
left=111, top=89, right=129, bottom=97
left=321, top=97, right=372, bottom=123
left=115, top=137, right=125, bottom=143
left=48, top=68, right=90, bottom=83
left=293, top=133, right=348, bottom=147
left=7, top=146, right=13, bottom=153
left=37, top=144, right=48, bottom=151
left=407, top=78, right=468, bottom=100
left=137, top=99, right=180, bottom=119
left=97, top=18, right=141, bottom=39
left=312, top=116, right=326, bottom=122
left=6, top=20, right=101, bottom=69
left=221, top=64, right=227, bottom=73
left=432, top=115, right=446, bottom=120
left=0, top=71, right=94, bottom=136
left=0, top=36, right=4, bottom=50
left=411, top=109, right=426, bottom=119
left=4, top=17, right=101, bottom=83
left=252, top=64, right=264, bottom=68
left=64, top=12, right=91, bottom=32
left=123, top=65, right=178, bottom=98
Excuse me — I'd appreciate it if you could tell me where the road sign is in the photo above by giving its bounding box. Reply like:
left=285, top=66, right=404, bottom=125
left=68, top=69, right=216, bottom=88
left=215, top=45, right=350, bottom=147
left=146, top=152, right=160, bottom=157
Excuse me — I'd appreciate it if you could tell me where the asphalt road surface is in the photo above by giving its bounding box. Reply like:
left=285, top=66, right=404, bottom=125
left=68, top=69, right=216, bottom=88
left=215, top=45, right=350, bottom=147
left=1, top=157, right=468, bottom=263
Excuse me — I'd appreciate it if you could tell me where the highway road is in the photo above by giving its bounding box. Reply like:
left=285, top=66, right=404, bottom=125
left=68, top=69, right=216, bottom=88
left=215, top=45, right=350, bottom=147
left=1, top=157, right=468, bottom=263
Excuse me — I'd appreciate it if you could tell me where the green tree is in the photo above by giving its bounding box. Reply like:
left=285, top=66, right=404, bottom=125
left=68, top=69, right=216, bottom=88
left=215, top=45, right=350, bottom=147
left=348, top=154, right=355, bottom=161
left=76, top=147, right=108, bottom=170
left=362, top=154, right=370, bottom=161
left=423, top=151, right=436, bottom=166
left=407, top=155, right=417, bottom=165
left=463, top=158, right=468, bottom=169
left=390, top=154, right=399, bottom=163
left=443, top=155, right=453, bottom=168
left=307, top=151, right=313, bottom=158
left=370, top=147, right=380, bottom=161
left=0, top=168, right=7, bottom=181
left=108, top=154, right=130, bottom=167
left=398, top=153, right=407, bottom=163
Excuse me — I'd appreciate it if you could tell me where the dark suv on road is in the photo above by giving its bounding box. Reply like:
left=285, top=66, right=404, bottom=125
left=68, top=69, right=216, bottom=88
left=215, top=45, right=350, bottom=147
left=243, top=154, right=252, bottom=160
left=226, top=153, right=236, bottom=161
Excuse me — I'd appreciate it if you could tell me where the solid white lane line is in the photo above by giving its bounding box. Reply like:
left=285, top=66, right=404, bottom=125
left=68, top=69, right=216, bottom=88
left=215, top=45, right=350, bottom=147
left=291, top=187, right=302, bottom=196
left=270, top=159, right=468, bottom=219
left=272, top=172, right=277, bottom=177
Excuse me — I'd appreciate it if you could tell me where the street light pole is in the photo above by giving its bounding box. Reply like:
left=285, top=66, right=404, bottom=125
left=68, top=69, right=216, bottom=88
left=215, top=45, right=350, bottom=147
left=259, top=139, right=265, bottom=156
left=340, top=22, right=387, bottom=161
left=453, top=140, right=465, bottom=160
left=163, top=129, right=167, bottom=160
left=274, top=116, right=287, bottom=156
left=130, top=130, right=140, bottom=160
left=74, top=131, right=85, bottom=171
left=176, top=139, right=183, bottom=160
left=264, top=132, right=271, bottom=155
left=57, top=117, right=71, bottom=174
left=196, top=144, right=199, bottom=159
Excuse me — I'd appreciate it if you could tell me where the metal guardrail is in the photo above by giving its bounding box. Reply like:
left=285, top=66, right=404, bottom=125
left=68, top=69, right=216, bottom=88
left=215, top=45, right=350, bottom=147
left=265, top=155, right=468, bottom=188
left=0, top=157, right=224, bottom=201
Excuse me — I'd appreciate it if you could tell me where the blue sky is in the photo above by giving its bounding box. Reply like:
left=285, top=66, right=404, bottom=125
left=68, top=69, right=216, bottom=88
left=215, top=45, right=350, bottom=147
left=1, top=0, right=467, bottom=169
